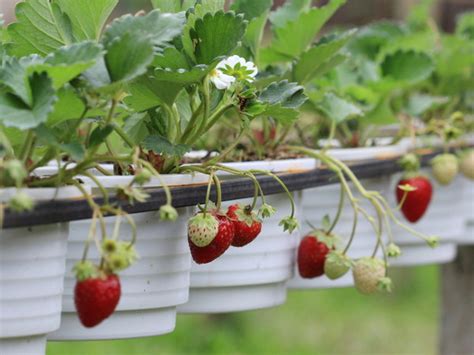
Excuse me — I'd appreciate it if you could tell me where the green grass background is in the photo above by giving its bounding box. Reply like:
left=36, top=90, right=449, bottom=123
left=47, top=266, right=438, bottom=355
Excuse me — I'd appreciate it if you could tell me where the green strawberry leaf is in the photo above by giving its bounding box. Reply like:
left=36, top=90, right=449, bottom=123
left=0, top=56, right=40, bottom=106
left=265, top=0, right=346, bottom=60
left=404, top=93, right=449, bottom=116
left=125, top=75, right=162, bottom=112
left=380, top=49, right=434, bottom=84
left=248, top=81, right=307, bottom=124
left=142, top=134, right=190, bottom=157
left=269, top=0, right=312, bottom=28
left=314, top=92, right=362, bottom=123
left=123, top=112, right=149, bottom=145
left=91, top=10, right=186, bottom=88
left=0, top=72, right=57, bottom=129
left=191, top=11, right=247, bottom=65
left=456, top=11, right=474, bottom=40
left=29, top=41, right=103, bottom=89
left=89, top=125, right=114, bottom=147
left=294, top=29, right=356, bottom=84
left=48, top=87, right=86, bottom=126
left=347, top=21, right=407, bottom=60
left=7, top=0, right=74, bottom=56
left=151, top=0, right=194, bottom=12
left=231, top=0, right=272, bottom=20
left=360, top=96, right=397, bottom=126
left=259, top=80, right=307, bottom=109
left=243, top=10, right=269, bottom=62
left=105, top=33, right=155, bottom=83
left=102, top=10, right=185, bottom=52
left=54, top=0, right=118, bottom=41
left=35, top=124, right=85, bottom=160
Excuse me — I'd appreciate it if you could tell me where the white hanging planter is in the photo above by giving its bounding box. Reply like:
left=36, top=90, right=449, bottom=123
left=178, top=158, right=316, bottom=313
left=0, top=186, right=85, bottom=355
left=388, top=172, right=463, bottom=266
left=459, top=177, right=474, bottom=245
left=49, top=173, right=208, bottom=340
left=289, top=143, right=407, bottom=290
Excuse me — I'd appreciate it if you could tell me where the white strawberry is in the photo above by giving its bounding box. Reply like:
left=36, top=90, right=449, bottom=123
left=188, top=212, right=219, bottom=247
left=352, top=257, right=388, bottom=295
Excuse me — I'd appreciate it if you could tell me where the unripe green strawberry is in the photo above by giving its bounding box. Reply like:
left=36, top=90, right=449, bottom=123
left=352, top=257, right=386, bottom=295
left=8, top=191, right=34, bottom=212
left=431, top=153, right=459, bottom=185
left=5, top=159, right=27, bottom=185
left=387, top=243, right=401, bottom=258
left=160, top=204, right=178, bottom=221
left=459, top=150, right=474, bottom=180
left=134, top=168, right=153, bottom=185
left=188, top=212, right=219, bottom=247
left=324, top=251, right=351, bottom=280
left=102, top=239, right=138, bottom=272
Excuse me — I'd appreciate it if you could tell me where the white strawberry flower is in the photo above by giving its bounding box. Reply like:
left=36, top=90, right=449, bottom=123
left=210, top=68, right=236, bottom=90
left=210, top=55, right=258, bottom=90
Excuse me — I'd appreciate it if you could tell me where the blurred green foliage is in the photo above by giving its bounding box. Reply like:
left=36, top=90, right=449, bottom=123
left=47, top=266, right=438, bottom=355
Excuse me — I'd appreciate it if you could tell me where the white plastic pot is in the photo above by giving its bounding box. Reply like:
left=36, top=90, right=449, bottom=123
left=0, top=187, right=85, bottom=355
left=388, top=172, right=463, bottom=266
left=179, top=158, right=316, bottom=313
left=289, top=143, right=407, bottom=290
left=49, top=174, right=208, bottom=340
left=460, top=177, right=474, bottom=245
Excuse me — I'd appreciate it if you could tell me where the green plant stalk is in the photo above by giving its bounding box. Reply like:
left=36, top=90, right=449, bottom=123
left=105, top=138, right=125, bottom=173
left=205, top=127, right=245, bottom=166
left=112, top=122, right=136, bottom=149
left=82, top=171, right=110, bottom=205
left=19, top=131, right=35, bottom=163
left=396, top=189, right=410, bottom=210
left=322, top=120, right=337, bottom=153
left=212, top=174, right=222, bottom=211
left=81, top=210, right=98, bottom=262
left=328, top=183, right=345, bottom=233
left=202, top=171, right=214, bottom=217
left=0, top=128, right=14, bottom=158
left=138, top=159, right=173, bottom=207
left=336, top=171, right=359, bottom=255
left=249, top=169, right=296, bottom=219
left=180, top=102, right=204, bottom=144
left=111, top=214, right=122, bottom=240
left=28, top=155, right=133, bottom=187
left=271, top=125, right=292, bottom=150
left=192, top=78, right=212, bottom=144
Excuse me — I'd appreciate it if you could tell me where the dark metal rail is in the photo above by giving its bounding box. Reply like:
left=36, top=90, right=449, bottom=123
left=2, top=151, right=438, bottom=229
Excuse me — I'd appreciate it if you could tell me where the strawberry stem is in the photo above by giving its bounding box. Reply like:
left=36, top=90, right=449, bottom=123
left=249, top=169, right=296, bottom=219
left=203, top=172, right=214, bottom=218
left=328, top=184, right=345, bottom=234
left=212, top=174, right=222, bottom=211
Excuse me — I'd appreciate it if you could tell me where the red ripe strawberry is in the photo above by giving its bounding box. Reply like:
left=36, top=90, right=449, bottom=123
left=396, top=176, right=433, bottom=223
left=297, top=233, right=331, bottom=278
left=226, top=204, right=262, bottom=247
left=74, top=273, right=121, bottom=328
left=188, top=213, right=235, bottom=264
left=253, top=127, right=276, bottom=145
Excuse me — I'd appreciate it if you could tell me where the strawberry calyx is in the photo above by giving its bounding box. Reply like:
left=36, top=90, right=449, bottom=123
left=230, top=204, right=261, bottom=227
left=377, top=277, right=393, bottom=293
left=309, top=229, right=339, bottom=250
left=387, top=243, right=402, bottom=257
left=399, top=153, right=420, bottom=173
left=259, top=203, right=276, bottom=218
left=279, top=216, right=299, bottom=233
left=101, top=239, right=138, bottom=273
left=73, top=261, right=101, bottom=281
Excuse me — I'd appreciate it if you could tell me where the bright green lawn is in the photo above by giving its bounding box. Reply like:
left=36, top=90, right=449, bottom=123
left=47, top=266, right=438, bottom=355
